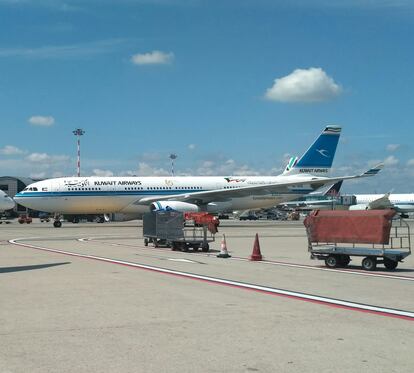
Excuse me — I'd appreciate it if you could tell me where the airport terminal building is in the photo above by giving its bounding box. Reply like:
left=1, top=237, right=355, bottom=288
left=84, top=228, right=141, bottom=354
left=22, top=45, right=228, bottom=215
left=0, top=176, right=38, bottom=212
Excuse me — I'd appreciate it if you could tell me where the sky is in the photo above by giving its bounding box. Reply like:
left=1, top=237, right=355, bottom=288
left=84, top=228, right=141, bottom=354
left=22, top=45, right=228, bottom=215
left=1, top=0, right=414, bottom=193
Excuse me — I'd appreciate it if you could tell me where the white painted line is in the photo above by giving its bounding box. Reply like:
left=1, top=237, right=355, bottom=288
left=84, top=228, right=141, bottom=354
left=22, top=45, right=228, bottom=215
left=167, top=258, right=200, bottom=263
left=9, top=238, right=414, bottom=321
left=82, top=236, right=414, bottom=282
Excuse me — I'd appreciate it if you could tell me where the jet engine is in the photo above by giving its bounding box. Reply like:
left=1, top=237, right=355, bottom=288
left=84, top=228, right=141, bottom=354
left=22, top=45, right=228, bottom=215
left=150, top=201, right=200, bottom=212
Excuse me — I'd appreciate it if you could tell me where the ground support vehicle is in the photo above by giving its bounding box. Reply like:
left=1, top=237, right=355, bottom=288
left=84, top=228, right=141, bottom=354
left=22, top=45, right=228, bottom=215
left=65, top=214, right=106, bottom=224
left=239, top=214, right=258, bottom=221
left=0, top=214, right=12, bottom=224
left=143, top=211, right=216, bottom=252
left=38, top=212, right=51, bottom=223
left=304, top=210, right=411, bottom=271
left=18, top=214, right=32, bottom=224
left=287, top=211, right=300, bottom=220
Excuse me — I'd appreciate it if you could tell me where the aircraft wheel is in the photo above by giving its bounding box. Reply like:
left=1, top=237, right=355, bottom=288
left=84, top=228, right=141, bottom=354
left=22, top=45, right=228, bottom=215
left=201, top=243, right=209, bottom=252
left=53, top=220, right=62, bottom=228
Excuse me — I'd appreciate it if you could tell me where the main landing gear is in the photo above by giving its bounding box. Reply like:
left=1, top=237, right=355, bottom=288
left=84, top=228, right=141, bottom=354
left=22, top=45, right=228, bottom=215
left=53, top=214, right=62, bottom=228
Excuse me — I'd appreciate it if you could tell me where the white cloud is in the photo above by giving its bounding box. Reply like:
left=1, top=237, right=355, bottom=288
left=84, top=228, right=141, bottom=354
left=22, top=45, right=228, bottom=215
left=92, top=168, right=114, bottom=177
left=265, top=67, right=342, bottom=103
left=26, top=152, right=69, bottom=164
left=30, top=172, right=46, bottom=179
left=133, top=162, right=170, bottom=176
left=188, top=144, right=196, bottom=150
left=0, top=39, right=127, bottom=59
left=131, top=50, right=174, bottom=65
left=383, top=155, right=399, bottom=166
left=0, top=145, right=26, bottom=155
left=196, top=159, right=260, bottom=176
left=0, top=150, right=72, bottom=178
left=407, top=159, right=414, bottom=167
left=28, top=115, right=55, bottom=126
left=386, top=144, right=400, bottom=152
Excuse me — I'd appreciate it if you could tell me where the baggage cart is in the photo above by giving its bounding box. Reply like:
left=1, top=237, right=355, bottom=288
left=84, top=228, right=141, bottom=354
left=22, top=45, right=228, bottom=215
left=143, top=211, right=216, bottom=252
left=304, top=210, right=411, bottom=270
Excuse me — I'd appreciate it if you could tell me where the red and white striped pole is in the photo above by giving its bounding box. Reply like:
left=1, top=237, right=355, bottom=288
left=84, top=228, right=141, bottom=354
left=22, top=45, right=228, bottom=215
left=72, top=129, right=85, bottom=177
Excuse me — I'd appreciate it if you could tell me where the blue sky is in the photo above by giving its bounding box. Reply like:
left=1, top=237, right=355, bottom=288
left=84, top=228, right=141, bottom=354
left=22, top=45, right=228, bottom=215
left=0, top=0, right=414, bottom=192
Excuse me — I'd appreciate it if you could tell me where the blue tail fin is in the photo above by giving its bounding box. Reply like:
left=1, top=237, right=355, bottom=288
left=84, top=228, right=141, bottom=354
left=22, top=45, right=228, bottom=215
left=284, top=125, right=341, bottom=176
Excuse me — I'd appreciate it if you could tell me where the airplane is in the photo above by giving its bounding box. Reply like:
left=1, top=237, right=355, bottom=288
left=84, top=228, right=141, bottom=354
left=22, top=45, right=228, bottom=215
left=14, top=125, right=383, bottom=227
left=278, top=180, right=343, bottom=211
left=349, top=193, right=414, bottom=217
left=0, top=190, right=15, bottom=223
left=0, top=190, right=15, bottom=212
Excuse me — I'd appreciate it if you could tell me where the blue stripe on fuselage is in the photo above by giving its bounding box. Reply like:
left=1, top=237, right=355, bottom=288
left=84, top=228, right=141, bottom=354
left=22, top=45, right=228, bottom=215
left=15, top=188, right=314, bottom=198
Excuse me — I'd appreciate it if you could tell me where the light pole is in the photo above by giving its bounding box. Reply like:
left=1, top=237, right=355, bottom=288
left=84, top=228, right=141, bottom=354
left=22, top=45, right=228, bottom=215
left=169, top=153, right=177, bottom=177
left=72, top=128, right=85, bottom=177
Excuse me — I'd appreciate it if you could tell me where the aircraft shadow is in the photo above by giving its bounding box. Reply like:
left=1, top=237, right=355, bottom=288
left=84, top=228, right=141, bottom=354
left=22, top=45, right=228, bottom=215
left=0, top=262, right=70, bottom=274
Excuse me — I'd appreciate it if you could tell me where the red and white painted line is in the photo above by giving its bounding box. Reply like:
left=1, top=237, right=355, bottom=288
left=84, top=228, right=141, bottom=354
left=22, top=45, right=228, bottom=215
left=9, top=238, right=414, bottom=321
left=79, top=236, right=414, bottom=282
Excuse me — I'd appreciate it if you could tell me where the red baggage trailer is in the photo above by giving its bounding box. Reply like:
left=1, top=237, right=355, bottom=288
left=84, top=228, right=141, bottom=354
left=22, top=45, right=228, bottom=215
left=304, top=209, right=411, bottom=270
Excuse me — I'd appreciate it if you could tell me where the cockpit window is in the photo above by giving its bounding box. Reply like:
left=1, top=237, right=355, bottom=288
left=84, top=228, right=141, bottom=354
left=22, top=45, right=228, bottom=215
left=33, top=187, right=38, bottom=191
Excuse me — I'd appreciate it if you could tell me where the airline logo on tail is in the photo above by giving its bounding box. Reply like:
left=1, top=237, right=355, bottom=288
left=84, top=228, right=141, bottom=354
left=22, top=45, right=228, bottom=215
left=283, top=125, right=341, bottom=176
left=316, top=149, right=330, bottom=158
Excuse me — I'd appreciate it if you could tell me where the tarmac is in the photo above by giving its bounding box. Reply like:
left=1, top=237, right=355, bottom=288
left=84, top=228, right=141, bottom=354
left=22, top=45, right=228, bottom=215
left=0, top=218, right=413, bottom=373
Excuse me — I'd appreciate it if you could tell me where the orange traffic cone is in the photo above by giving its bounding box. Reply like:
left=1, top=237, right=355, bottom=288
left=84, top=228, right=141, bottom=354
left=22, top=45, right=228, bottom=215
left=217, top=234, right=231, bottom=258
left=250, top=233, right=263, bottom=261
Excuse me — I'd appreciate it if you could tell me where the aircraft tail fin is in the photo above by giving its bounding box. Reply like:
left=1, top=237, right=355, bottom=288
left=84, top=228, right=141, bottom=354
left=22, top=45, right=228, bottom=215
left=324, top=180, right=343, bottom=197
left=283, top=125, right=341, bottom=176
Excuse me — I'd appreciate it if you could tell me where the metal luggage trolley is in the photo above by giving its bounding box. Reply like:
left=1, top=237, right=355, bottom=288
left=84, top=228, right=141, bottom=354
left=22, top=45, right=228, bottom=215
left=304, top=210, right=411, bottom=271
left=143, top=211, right=216, bottom=252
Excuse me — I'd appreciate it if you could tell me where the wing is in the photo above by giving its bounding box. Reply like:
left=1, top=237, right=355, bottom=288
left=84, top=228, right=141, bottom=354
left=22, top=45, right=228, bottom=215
left=137, top=164, right=383, bottom=206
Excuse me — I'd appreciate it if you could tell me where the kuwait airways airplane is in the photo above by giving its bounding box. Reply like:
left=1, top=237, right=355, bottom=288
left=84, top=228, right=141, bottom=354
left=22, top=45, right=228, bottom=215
left=14, top=126, right=382, bottom=227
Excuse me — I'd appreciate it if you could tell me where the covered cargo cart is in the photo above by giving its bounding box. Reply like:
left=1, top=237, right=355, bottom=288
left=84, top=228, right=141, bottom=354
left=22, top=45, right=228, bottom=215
left=304, top=209, right=411, bottom=270
left=143, top=211, right=217, bottom=252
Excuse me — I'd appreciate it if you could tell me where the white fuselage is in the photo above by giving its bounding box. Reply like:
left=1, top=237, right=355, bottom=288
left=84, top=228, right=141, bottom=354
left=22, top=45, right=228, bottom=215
left=0, top=190, right=15, bottom=212
left=14, top=175, right=322, bottom=215
left=355, top=194, right=414, bottom=213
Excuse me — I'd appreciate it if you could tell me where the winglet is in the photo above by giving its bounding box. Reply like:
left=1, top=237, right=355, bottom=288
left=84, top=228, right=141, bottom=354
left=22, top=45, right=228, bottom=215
left=282, top=156, right=298, bottom=175
left=361, top=163, right=384, bottom=177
